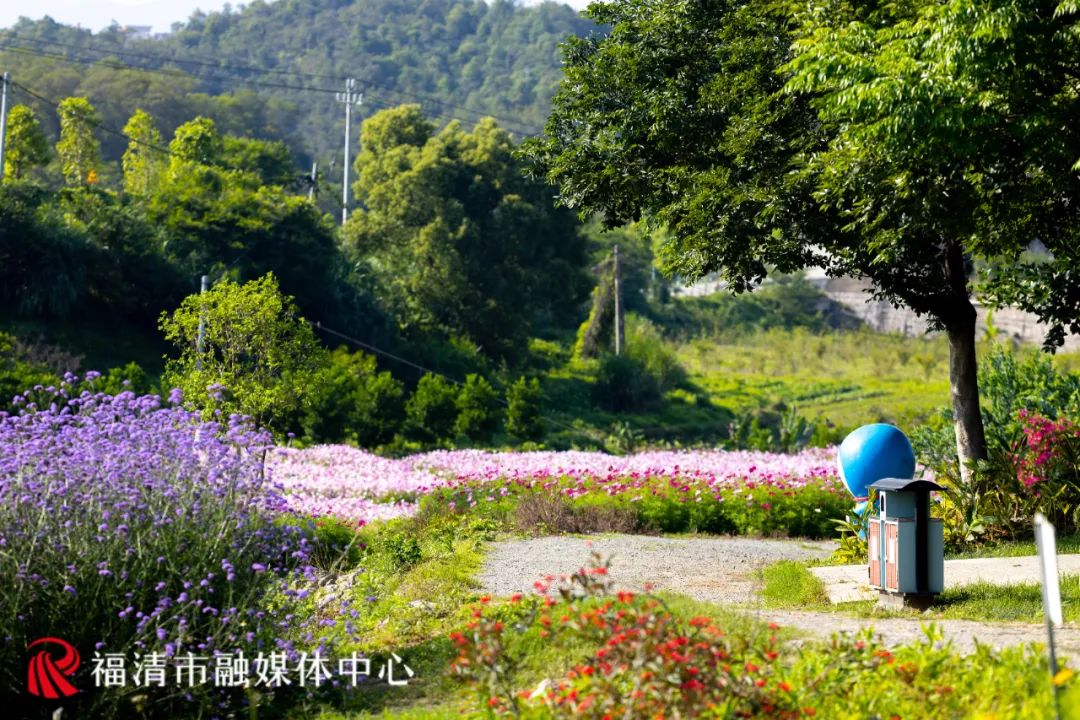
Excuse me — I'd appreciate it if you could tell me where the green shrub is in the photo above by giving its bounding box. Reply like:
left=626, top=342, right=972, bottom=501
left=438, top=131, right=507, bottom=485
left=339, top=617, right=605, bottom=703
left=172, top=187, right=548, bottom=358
left=913, top=346, right=1080, bottom=545
left=160, top=273, right=324, bottom=434
left=625, top=314, right=687, bottom=391
left=656, top=273, right=836, bottom=340
left=0, top=332, right=59, bottom=410
left=380, top=529, right=424, bottom=571
left=506, top=376, right=543, bottom=440
left=85, top=361, right=156, bottom=396
left=307, top=515, right=365, bottom=570
left=592, top=353, right=661, bottom=412
left=454, top=373, right=501, bottom=442
left=406, top=373, right=459, bottom=443
left=303, top=347, right=405, bottom=447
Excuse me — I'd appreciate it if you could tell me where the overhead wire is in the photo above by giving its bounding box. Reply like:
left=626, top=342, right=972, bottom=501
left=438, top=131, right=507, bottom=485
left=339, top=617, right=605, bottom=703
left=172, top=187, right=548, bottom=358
left=3, top=32, right=347, bottom=82
left=0, top=38, right=541, bottom=139
left=309, top=319, right=602, bottom=440
left=0, top=40, right=342, bottom=96
left=11, top=80, right=175, bottom=158
left=1, top=44, right=494, bottom=141
left=0, top=31, right=546, bottom=137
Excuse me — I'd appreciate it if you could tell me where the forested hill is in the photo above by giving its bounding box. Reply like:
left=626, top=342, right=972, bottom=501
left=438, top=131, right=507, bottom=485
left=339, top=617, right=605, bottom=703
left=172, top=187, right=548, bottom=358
left=0, top=0, right=595, bottom=162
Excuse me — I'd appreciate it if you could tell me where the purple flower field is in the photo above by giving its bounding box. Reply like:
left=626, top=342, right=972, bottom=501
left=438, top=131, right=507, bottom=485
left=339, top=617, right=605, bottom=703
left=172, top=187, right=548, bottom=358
left=0, top=382, right=359, bottom=714
left=268, top=445, right=844, bottom=526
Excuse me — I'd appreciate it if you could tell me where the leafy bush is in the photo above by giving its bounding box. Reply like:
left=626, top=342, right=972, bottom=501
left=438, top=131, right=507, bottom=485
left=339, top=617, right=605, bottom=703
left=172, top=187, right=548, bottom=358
left=0, top=332, right=59, bottom=411
left=378, top=527, right=424, bottom=572
left=160, top=273, right=324, bottom=434
left=0, top=380, right=355, bottom=717
left=726, top=405, right=819, bottom=453
left=591, top=354, right=661, bottom=412
left=85, top=361, right=156, bottom=396
left=506, top=376, right=543, bottom=441
left=0, top=183, right=89, bottom=318
left=624, top=314, right=687, bottom=391
left=303, top=347, right=405, bottom=447
left=455, top=373, right=501, bottom=442
left=913, top=347, right=1080, bottom=544
left=1013, top=410, right=1080, bottom=531
left=308, top=516, right=366, bottom=571
left=657, top=273, right=843, bottom=340
left=406, top=373, right=459, bottom=443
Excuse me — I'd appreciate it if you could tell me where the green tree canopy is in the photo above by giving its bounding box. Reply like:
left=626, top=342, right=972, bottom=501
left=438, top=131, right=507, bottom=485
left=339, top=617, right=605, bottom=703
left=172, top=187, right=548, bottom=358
left=56, top=96, right=101, bottom=186
left=525, top=0, right=1080, bottom=479
left=146, top=116, right=345, bottom=323
left=168, top=116, right=224, bottom=167
left=121, top=109, right=166, bottom=195
left=159, top=273, right=323, bottom=432
left=346, top=105, right=590, bottom=360
left=782, top=0, right=1080, bottom=475
left=3, top=105, right=50, bottom=181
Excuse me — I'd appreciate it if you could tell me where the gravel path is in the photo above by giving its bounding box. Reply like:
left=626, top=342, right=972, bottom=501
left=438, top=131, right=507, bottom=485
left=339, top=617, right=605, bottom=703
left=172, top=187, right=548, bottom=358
left=479, top=534, right=1080, bottom=656
left=478, top=534, right=836, bottom=604
left=757, top=610, right=1080, bottom=656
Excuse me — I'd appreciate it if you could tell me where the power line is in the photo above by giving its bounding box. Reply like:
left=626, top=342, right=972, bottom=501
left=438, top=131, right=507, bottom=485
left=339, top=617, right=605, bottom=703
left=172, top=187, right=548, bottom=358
left=309, top=319, right=600, bottom=439
left=313, top=321, right=461, bottom=385
left=1, top=32, right=346, bottom=82
left=1, top=43, right=497, bottom=140
left=0, top=40, right=341, bottom=96
left=0, top=32, right=546, bottom=136
left=0, top=39, right=542, bottom=139
left=11, top=80, right=174, bottom=158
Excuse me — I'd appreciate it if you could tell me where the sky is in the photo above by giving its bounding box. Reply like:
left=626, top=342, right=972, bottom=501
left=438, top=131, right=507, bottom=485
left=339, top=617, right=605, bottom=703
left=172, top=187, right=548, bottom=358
left=0, top=0, right=590, bottom=34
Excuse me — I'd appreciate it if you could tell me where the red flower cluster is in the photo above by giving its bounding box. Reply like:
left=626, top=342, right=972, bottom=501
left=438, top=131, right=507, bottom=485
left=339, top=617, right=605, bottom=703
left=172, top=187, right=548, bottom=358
left=1015, top=410, right=1080, bottom=488
left=448, top=553, right=813, bottom=718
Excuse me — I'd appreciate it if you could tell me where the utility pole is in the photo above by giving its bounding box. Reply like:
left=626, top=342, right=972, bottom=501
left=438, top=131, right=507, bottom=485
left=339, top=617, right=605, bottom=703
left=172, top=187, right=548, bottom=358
left=0, top=72, right=10, bottom=182
left=308, top=161, right=317, bottom=202
left=336, top=78, right=363, bottom=226
left=196, top=274, right=209, bottom=370
left=613, top=244, right=624, bottom=355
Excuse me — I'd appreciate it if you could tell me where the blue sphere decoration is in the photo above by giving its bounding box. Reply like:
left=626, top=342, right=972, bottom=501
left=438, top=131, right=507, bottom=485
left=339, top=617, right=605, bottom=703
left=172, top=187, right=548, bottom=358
left=837, top=424, right=915, bottom=500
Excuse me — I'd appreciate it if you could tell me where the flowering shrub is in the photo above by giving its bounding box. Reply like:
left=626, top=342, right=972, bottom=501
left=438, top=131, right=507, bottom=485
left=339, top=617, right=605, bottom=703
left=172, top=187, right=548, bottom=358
left=449, top=556, right=1073, bottom=719
left=1014, top=410, right=1080, bottom=529
left=268, top=445, right=847, bottom=537
left=0, top=380, right=357, bottom=716
left=451, top=557, right=795, bottom=718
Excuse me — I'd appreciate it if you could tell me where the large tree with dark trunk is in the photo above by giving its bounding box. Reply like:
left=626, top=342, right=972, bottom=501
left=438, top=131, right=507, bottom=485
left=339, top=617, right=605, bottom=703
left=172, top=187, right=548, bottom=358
left=524, top=0, right=1080, bottom=484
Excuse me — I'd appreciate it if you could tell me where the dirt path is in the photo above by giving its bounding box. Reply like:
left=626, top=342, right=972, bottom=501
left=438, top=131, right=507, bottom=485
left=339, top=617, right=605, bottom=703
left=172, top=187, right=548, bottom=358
left=479, top=534, right=1079, bottom=656
left=756, top=610, right=1080, bottom=656
left=479, top=534, right=836, bottom=604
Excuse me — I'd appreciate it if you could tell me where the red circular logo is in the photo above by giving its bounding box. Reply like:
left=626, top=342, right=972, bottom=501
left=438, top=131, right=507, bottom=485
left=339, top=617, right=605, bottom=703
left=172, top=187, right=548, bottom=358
left=27, top=637, right=81, bottom=699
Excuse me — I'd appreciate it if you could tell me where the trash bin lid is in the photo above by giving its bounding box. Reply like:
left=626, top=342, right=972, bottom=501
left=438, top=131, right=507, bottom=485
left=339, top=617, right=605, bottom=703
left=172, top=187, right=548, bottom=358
left=868, top=477, right=944, bottom=492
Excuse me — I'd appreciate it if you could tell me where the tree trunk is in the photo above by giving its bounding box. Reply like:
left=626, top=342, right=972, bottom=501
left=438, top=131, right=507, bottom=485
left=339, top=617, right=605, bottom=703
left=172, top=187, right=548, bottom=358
left=945, top=302, right=988, bottom=486
left=938, top=241, right=989, bottom=485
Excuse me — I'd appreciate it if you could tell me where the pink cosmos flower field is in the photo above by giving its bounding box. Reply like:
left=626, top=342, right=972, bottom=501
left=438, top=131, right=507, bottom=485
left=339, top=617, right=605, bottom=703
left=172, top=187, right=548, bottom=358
left=267, top=445, right=843, bottom=525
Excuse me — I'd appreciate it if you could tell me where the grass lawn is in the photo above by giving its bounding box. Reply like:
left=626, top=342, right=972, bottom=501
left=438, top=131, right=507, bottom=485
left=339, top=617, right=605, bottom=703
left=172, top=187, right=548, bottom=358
left=947, top=534, right=1080, bottom=559
left=760, top=559, right=1080, bottom=624
left=679, top=328, right=952, bottom=429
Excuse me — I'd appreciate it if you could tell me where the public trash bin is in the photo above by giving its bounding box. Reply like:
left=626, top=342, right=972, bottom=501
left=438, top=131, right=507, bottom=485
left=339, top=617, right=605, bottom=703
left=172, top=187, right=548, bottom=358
left=867, top=477, right=944, bottom=609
